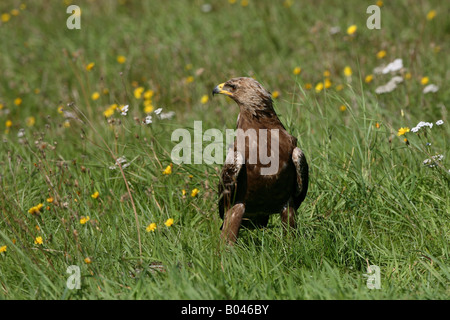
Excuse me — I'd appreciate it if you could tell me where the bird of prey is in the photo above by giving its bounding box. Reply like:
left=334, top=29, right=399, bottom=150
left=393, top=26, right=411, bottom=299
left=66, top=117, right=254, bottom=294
left=212, top=77, right=308, bottom=244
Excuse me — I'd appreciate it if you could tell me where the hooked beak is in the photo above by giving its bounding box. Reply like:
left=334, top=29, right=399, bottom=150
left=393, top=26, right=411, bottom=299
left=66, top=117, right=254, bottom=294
left=212, top=83, right=232, bottom=97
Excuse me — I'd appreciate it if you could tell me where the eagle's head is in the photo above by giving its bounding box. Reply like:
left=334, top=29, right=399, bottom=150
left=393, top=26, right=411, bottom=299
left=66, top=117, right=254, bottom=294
left=213, top=77, right=273, bottom=114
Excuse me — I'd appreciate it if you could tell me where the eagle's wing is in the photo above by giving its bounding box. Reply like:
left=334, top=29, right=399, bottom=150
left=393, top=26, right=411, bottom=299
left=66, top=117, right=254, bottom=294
left=292, top=147, right=309, bottom=210
left=218, top=148, right=245, bottom=220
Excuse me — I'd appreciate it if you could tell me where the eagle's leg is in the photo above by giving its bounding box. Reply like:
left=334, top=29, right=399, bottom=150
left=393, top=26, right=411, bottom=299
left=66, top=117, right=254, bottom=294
left=221, top=203, right=245, bottom=244
left=280, top=202, right=297, bottom=230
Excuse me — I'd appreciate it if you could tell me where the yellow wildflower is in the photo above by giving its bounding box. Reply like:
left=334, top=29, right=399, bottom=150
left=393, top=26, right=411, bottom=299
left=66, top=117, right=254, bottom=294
left=344, top=66, right=352, bottom=77
left=293, top=67, right=301, bottom=75
left=323, top=70, right=331, bottom=78
left=185, top=76, right=194, bottom=83
left=339, top=105, right=347, bottom=112
left=6, top=120, right=12, bottom=128
left=0, top=245, right=6, bottom=253
left=103, top=107, right=115, bottom=118
left=376, top=50, right=386, bottom=59
left=420, top=77, right=429, bottom=85
left=134, top=87, right=145, bottom=99
left=240, top=0, right=249, bottom=7
left=182, top=189, right=186, bottom=196
left=80, top=216, right=90, bottom=225
left=397, top=127, right=410, bottom=136
left=91, top=92, right=100, bottom=100
left=335, top=84, right=344, bottom=91
left=162, top=165, right=172, bottom=175
left=304, top=83, right=312, bottom=90
left=164, top=218, right=174, bottom=227
left=146, top=223, right=157, bottom=232
left=84, top=257, right=92, bottom=264
left=347, top=24, right=357, bottom=35
left=272, top=91, right=280, bottom=99
left=34, top=236, right=43, bottom=245
left=404, top=72, right=412, bottom=80
left=86, top=62, right=95, bottom=71
left=376, top=1, right=383, bottom=7
left=426, top=10, right=436, bottom=21
left=26, top=116, right=35, bottom=127
left=143, top=90, right=154, bottom=100
left=365, top=74, right=374, bottom=83
left=91, top=191, right=99, bottom=199
left=200, top=95, right=209, bottom=104
left=1, top=13, right=11, bottom=23
left=11, top=9, right=20, bottom=16
left=117, top=55, right=127, bottom=64
left=191, top=188, right=199, bottom=197
left=324, top=78, right=332, bottom=89
left=28, top=203, right=44, bottom=215
left=14, top=98, right=22, bottom=106
left=144, top=103, right=154, bottom=114
left=315, top=82, right=324, bottom=93
left=47, top=197, right=54, bottom=203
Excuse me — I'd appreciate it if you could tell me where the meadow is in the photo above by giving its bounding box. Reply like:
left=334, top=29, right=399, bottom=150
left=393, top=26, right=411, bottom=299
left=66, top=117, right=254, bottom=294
left=0, top=0, right=448, bottom=300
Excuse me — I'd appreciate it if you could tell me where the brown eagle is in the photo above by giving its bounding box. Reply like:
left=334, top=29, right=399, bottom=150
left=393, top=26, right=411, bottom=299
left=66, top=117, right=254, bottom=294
left=213, top=77, right=308, bottom=244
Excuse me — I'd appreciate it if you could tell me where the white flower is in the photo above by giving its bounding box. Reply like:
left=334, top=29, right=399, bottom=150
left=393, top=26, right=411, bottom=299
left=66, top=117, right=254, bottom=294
left=423, top=84, right=439, bottom=94
left=423, top=154, right=444, bottom=168
left=154, top=108, right=163, bottom=115
left=411, top=127, right=420, bottom=133
left=329, top=26, right=341, bottom=35
left=375, top=76, right=403, bottom=94
left=120, top=105, right=129, bottom=116
left=381, top=59, right=403, bottom=74
left=17, top=128, right=25, bottom=138
left=159, top=111, right=175, bottom=120
left=436, top=120, right=444, bottom=126
left=144, top=115, right=152, bottom=124
left=109, top=156, right=130, bottom=170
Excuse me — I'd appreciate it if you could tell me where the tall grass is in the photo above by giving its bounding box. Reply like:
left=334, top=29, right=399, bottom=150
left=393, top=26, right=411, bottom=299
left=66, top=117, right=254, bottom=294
left=0, top=1, right=448, bottom=299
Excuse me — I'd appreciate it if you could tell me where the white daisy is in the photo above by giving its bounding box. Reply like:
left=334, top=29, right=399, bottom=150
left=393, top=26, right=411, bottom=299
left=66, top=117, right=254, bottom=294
left=144, top=115, right=152, bottom=124
left=423, top=84, right=439, bottom=94
left=120, top=105, right=129, bottom=116
left=381, top=58, right=403, bottom=74
left=436, top=120, right=444, bottom=126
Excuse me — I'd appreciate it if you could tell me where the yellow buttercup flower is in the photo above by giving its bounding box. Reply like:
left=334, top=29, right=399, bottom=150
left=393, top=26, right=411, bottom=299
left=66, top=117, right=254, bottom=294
left=80, top=216, right=90, bottom=225
left=91, top=191, right=99, bottom=199
left=339, top=105, right=347, bottom=112
left=365, top=74, right=374, bottom=83
left=143, top=90, right=154, bottom=100
left=14, top=98, right=22, bottom=106
left=26, top=116, right=35, bottom=127
left=1, top=13, right=11, bottom=23
left=162, top=165, right=172, bottom=175
left=315, top=82, right=324, bottom=93
left=272, top=91, right=280, bottom=99
left=84, top=257, right=92, bottom=264
left=91, top=92, right=100, bottom=100
left=347, top=24, right=357, bottom=35
left=397, top=127, right=410, bottom=136
left=185, top=76, right=194, bottom=83
left=34, top=236, right=43, bottom=245
left=304, top=83, right=312, bottom=90
left=117, top=55, right=127, bottom=64
left=426, top=10, right=436, bottom=21
left=420, top=77, right=429, bottom=85
left=134, top=87, right=145, bottom=99
left=47, top=197, right=54, bottom=203
left=201, top=95, right=209, bottom=104
left=146, top=223, right=157, bottom=232
left=5, top=120, right=13, bottom=128
left=86, top=62, right=95, bottom=71
left=164, top=218, right=174, bottom=227
left=28, top=203, right=44, bottom=215
left=191, top=188, right=199, bottom=197
left=293, top=67, right=301, bottom=75
left=324, top=78, right=332, bottom=89
left=0, top=245, right=6, bottom=253
left=344, top=66, right=352, bottom=77
left=376, top=50, right=386, bottom=59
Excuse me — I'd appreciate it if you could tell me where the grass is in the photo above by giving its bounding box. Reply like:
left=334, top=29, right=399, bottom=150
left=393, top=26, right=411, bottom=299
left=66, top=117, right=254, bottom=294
left=0, top=1, right=448, bottom=300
